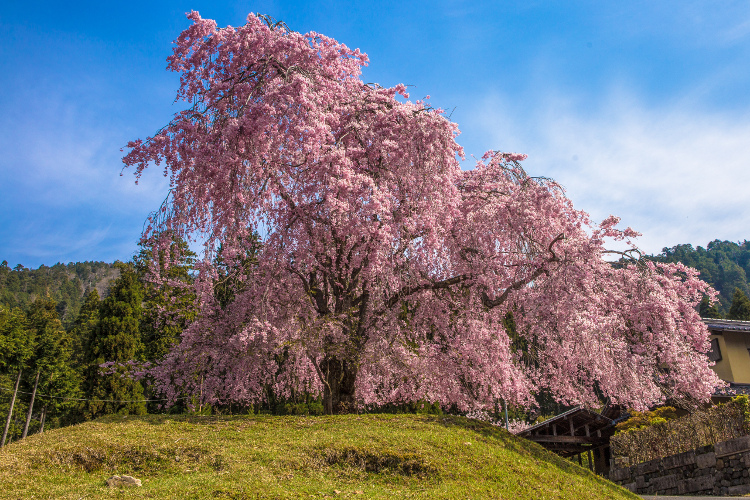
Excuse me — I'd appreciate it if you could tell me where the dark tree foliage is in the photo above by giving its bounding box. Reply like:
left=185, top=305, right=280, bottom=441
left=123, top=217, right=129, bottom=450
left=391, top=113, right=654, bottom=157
left=699, top=295, right=722, bottom=319
left=69, top=290, right=101, bottom=369
left=80, top=262, right=146, bottom=419
left=0, top=298, right=80, bottom=439
left=25, top=298, right=81, bottom=426
left=0, top=303, right=33, bottom=441
left=650, top=240, right=750, bottom=316
left=212, top=234, right=261, bottom=310
left=0, top=260, right=115, bottom=326
left=728, top=288, right=750, bottom=321
left=0, top=304, right=33, bottom=373
left=135, top=237, right=197, bottom=362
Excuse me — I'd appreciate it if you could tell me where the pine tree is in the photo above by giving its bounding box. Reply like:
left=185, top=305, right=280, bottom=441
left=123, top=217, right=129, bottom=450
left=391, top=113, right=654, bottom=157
left=69, top=290, right=100, bottom=368
left=136, top=237, right=197, bottom=362
left=25, top=297, right=81, bottom=429
left=81, top=262, right=146, bottom=418
left=0, top=304, right=33, bottom=440
left=699, top=295, right=722, bottom=319
left=728, top=288, right=750, bottom=321
left=0, top=304, right=33, bottom=373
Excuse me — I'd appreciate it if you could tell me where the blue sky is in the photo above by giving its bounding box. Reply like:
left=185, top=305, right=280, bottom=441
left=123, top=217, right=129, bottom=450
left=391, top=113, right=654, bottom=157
left=2, top=1, right=750, bottom=268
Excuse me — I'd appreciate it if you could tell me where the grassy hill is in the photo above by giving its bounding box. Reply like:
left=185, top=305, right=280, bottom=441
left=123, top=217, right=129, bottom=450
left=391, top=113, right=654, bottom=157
left=0, top=413, right=636, bottom=499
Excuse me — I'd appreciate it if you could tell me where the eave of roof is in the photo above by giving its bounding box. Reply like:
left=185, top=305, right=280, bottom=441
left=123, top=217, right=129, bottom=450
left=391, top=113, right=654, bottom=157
left=518, top=406, right=613, bottom=437
left=703, top=318, right=750, bottom=332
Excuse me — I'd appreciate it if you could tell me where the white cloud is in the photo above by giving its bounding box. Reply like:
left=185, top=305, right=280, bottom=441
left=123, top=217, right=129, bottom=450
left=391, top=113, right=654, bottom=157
left=473, top=89, right=750, bottom=254
left=0, top=84, right=172, bottom=266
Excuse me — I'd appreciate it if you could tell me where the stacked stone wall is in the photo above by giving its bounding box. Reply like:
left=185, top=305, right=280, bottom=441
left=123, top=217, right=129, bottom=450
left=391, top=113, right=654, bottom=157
left=609, top=435, right=750, bottom=496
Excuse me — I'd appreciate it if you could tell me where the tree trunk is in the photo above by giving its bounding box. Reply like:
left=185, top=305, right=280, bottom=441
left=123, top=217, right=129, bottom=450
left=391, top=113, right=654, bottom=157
left=38, top=406, right=46, bottom=434
left=22, top=369, right=40, bottom=439
left=1, top=369, right=22, bottom=447
left=320, top=356, right=358, bottom=414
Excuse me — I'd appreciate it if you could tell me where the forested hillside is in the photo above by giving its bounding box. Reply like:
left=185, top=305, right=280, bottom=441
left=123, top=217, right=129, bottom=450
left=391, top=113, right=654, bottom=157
left=648, top=240, right=750, bottom=317
left=0, top=261, right=117, bottom=326
left=0, top=240, right=203, bottom=441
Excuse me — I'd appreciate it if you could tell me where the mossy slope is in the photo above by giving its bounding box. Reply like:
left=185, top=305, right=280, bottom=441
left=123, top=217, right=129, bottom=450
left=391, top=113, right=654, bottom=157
left=0, top=414, right=637, bottom=499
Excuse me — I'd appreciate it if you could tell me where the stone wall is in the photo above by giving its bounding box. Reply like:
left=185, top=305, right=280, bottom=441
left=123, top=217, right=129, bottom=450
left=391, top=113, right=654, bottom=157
left=609, top=435, right=750, bottom=496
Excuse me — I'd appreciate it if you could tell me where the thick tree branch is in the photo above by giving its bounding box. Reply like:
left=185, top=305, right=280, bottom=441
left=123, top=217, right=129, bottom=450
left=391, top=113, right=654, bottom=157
left=384, top=274, right=473, bottom=311
left=481, top=233, right=564, bottom=309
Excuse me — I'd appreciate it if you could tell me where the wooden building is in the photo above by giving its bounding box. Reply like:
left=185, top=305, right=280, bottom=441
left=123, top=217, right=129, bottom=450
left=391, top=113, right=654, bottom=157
left=705, top=319, right=750, bottom=394
left=516, top=406, right=618, bottom=476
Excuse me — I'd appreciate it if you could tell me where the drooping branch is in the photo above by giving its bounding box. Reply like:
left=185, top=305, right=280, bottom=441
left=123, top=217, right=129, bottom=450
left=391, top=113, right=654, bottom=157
left=602, top=248, right=643, bottom=262
left=481, top=233, right=564, bottom=309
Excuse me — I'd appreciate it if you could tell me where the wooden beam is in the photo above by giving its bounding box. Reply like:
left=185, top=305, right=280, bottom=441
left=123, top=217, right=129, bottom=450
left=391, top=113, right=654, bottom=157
left=527, top=435, right=600, bottom=444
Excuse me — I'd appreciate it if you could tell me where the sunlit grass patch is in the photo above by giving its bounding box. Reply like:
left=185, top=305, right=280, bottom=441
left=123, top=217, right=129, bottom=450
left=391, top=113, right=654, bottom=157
left=0, top=413, right=638, bottom=499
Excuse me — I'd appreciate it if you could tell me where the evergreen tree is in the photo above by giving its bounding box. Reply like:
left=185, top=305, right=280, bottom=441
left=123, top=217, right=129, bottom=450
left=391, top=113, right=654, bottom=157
left=25, top=297, right=81, bottom=429
left=0, top=304, right=34, bottom=374
left=728, top=288, right=750, bottom=321
left=69, top=290, right=100, bottom=368
left=136, top=237, right=197, bottom=361
left=699, top=295, right=722, bottom=319
left=81, top=262, right=146, bottom=418
left=0, top=304, right=33, bottom=441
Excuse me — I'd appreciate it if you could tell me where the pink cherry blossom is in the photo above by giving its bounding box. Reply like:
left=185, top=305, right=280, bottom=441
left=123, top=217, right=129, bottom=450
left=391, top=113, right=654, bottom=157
left=123, top=12, right=723, bottom=413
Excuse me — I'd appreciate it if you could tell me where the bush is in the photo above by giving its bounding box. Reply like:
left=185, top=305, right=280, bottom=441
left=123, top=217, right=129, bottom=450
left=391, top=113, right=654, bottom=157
left=611, top=396, right=750, bottom=465
left=614, top=406, right=679, bottom=433
left=283, top=401, right=324, bottom=416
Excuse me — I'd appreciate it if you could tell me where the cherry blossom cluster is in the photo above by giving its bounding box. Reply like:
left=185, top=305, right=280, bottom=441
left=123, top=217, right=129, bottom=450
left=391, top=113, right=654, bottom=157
left=123, top=12, right=723, bottom=413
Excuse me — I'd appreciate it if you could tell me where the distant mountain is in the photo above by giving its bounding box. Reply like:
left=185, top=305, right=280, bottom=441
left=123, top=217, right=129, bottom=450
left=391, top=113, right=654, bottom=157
left=647, top=240, right=750, bottom=316
left=0, top=260, right=119, bottom=326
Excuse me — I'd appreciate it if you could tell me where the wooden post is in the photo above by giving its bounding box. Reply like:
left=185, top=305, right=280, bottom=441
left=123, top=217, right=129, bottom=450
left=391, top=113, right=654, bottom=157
left=21, top=370, right=40, bottom=439
left=503, top=399, right=509, bottom=431
left=1, top=369, right=23, bottom=447
left=587, top=449, right=594, bottom=472
left=38, top=405, right=46, bottom=434
left=578, top=453, right=582, bottom=466
left=199, top=375, right=204, bottom=413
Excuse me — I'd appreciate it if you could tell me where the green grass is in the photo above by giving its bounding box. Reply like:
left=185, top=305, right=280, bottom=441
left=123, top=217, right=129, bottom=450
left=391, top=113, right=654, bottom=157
left=0, top=413, right=638, bottom=499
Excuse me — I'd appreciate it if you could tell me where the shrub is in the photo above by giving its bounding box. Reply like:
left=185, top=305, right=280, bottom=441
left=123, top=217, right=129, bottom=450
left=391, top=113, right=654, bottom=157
left=611, top=396, right=750, bottom=465
left=614, top=406, right=679, bottom=434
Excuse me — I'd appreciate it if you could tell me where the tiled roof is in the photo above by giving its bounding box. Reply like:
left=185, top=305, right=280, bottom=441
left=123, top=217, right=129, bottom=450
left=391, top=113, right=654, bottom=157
left=714, top=383, right=750, bottom=397
left=703, top=318, right=750, bottom=332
